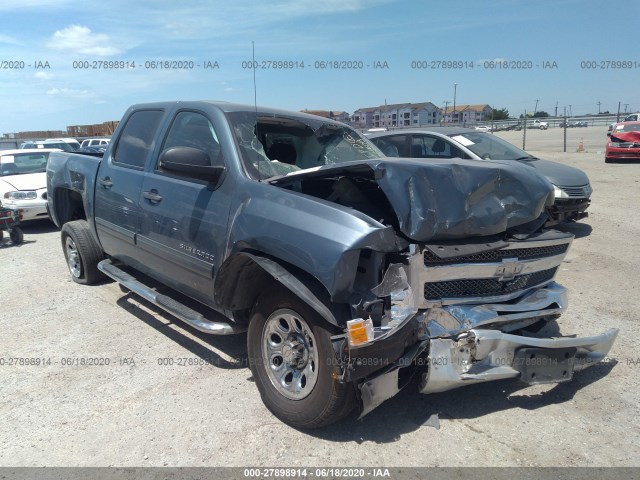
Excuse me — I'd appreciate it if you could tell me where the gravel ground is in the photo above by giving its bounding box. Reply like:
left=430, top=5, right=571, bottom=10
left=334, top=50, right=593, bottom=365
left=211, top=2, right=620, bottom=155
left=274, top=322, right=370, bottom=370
left=1, top=129, right=638, bottom=467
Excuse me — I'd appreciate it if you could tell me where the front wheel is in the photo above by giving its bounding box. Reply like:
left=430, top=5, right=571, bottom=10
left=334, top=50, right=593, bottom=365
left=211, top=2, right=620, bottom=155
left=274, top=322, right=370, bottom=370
left=247, top=286, right=355, bottom=428
left=61, top=220, right=105, bottom=285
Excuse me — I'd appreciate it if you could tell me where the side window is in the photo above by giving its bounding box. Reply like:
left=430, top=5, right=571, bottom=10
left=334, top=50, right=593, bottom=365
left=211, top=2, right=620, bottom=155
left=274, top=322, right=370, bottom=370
left=113, top=110, right=164, bottom=168
left=372, top=135, right=407, bottom=157
left=160, top=111, right=222, bottom=168
left=412, top=135, right=462, bottom=159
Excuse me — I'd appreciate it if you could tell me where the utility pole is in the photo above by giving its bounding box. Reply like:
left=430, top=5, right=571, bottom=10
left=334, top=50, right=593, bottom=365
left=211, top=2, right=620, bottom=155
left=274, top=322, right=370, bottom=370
left=624, top=104, right=629, bottom=113
left=534, top=99, right=539, bottom=115
left=522, top=110, right=527, bottom=150
left=568, top=105, right=572, bottom=117
left=555, top=101, right=558, bottom=117
left=617, top=101, right=621, bottom=122
left=491, top=104, right=495, bottom=133
left=453, top=83, right=457, bottom=124
left=443, top=101, right=450, bottom=125
left=597, top=101, right=601, bottom=114
left=563, top=106, right=567, bottom=153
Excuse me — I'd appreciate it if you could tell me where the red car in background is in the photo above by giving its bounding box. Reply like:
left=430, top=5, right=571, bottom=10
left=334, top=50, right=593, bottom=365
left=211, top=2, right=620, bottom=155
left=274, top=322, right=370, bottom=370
left=606, top=121, right=640, bottom=163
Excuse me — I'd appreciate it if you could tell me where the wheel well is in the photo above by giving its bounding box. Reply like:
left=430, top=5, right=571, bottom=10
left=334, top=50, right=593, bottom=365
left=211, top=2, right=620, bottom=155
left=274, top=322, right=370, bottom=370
left=215, top=252, right=348, bottom=328
left=54, top=188, right=86, bottom=226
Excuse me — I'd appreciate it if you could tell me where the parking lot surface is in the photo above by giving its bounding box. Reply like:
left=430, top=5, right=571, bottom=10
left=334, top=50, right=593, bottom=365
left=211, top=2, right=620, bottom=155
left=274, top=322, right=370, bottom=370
left=1, top=132, right=639, bottom=467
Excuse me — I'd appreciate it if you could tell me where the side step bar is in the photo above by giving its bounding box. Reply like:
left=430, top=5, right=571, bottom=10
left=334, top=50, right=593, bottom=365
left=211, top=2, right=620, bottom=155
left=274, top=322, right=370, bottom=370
left=98, top=259, right=246, bottom=335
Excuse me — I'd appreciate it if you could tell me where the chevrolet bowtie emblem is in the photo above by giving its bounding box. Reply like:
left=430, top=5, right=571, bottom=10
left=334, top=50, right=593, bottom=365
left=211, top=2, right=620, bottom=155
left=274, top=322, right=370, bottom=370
left=495, top=260, right=524, bottom=281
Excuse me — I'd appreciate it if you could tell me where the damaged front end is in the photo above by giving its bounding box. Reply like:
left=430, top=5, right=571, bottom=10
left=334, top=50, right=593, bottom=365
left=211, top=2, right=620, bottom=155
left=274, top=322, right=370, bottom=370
left=238, top=113, right=617, bottom=418
left=335, top=229, right=618, bottom=417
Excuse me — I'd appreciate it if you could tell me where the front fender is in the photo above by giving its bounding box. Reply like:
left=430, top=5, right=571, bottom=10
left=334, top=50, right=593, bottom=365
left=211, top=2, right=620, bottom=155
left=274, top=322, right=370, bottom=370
left=224, top=183, right=399, bottom=302
left=215, top=252, right=342, bottom=328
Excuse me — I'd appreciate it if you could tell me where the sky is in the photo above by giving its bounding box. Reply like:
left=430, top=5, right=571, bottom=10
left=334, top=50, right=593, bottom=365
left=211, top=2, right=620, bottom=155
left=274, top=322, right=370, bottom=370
left=0, top=0, right=638, bottom=133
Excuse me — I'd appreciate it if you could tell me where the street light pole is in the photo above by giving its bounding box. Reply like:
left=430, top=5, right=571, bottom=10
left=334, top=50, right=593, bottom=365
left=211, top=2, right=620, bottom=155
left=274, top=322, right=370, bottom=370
left=453, top=83, right=457, bottom=123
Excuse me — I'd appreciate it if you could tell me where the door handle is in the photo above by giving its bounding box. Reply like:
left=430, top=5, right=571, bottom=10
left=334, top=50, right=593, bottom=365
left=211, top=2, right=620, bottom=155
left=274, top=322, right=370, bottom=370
left=143, top=189, right=163, bottom=204
left=99, top=177, right=113, bottom=188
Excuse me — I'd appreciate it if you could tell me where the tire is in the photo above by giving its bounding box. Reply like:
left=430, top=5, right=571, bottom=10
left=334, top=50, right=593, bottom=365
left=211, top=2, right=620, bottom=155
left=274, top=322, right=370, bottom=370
left=247, top=285, right=355, bottom=429
left=0, top=229, right=3, bottom=241
left=605, top=157, right=613, bottom=164
left=61, top=220, right=105, bottom=285
left=9, top=227, right=23, bottom=244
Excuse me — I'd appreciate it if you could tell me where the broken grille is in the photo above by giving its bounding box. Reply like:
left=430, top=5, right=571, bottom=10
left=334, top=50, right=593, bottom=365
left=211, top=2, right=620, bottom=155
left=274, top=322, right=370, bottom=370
left=423, top=244, right=569, bottom=266
left=557, top=184, right=590, bottom=198
left=423, top=267, right=558, bottom=300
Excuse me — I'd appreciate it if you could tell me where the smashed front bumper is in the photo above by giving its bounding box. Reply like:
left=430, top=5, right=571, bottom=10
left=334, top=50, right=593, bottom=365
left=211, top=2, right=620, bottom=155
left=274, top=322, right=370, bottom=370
left=356, top=282, right=619, bottom=416
left=421, top=327, right=618, bottom=394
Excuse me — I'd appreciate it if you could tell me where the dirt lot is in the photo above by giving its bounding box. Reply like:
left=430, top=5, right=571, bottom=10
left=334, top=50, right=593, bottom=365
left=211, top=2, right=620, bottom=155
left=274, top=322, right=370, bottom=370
left=1, top=129, right=639, bottom=467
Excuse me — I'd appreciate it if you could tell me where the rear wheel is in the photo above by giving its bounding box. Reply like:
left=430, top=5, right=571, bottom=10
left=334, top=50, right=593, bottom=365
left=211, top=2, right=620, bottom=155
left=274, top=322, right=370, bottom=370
left=9, top=227, right=23, bottom=244
left=247, top=286, right=355, bottom=428
left=61, top=220, right=105, bottom=285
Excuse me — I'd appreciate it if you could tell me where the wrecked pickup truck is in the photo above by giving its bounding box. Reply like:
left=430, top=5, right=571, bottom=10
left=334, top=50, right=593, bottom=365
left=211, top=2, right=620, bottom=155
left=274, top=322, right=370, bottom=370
left=47, top=101, right=618, bottom=428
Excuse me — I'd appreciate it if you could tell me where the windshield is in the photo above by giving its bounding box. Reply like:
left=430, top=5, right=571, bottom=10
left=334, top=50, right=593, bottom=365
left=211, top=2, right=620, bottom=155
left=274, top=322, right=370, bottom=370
left=449, top=132, right=532, bottom=160
left=226, top=111, right=382, bottom=180
left=0, top=152, right=50, bottom=176
left=613, top=123, right=640, bottom=133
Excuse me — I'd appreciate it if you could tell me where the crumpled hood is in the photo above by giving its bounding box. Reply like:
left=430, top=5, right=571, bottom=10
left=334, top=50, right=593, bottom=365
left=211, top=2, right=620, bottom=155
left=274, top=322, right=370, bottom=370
left=611, top=131, right=640, bottom=144
left=271, top=158, right=554, bottom=242
left=0, top=172, right=46, bottom=191
left=518, top=158, right=591, bottom=187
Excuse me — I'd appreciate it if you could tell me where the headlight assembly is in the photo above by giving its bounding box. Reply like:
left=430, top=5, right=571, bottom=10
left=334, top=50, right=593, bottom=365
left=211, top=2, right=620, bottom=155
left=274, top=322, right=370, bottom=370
left=4, top=191, right=37, bottom=200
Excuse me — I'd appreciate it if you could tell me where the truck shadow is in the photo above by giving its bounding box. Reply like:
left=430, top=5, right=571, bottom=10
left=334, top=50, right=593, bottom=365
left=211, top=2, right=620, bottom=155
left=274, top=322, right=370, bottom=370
left=16, top=218, right=58, bottom=234
left=112, top=283, right=615, bottom=441
left=553, top=221, right=592, bottom=239
left=311, top=359, right=617, bottom=443
left=115, top=292, right=248, bottom=370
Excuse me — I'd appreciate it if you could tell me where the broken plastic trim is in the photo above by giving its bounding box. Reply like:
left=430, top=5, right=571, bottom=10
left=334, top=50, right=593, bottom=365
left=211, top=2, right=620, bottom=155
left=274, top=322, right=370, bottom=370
left=371, top=262, right=418, bottom=332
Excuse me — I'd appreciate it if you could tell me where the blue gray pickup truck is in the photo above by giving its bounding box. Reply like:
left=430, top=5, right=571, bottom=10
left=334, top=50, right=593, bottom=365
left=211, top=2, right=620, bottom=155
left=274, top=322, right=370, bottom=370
left=47, top=101, right=617, bottom=428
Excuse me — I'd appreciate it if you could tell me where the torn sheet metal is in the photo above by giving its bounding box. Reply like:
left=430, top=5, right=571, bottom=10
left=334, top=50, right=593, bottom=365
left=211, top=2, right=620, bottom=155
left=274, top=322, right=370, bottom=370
left=422, top=282, right=568, bottom=338
left=420, top=328, right=619, bottom=394
left=272, top=158, right=554, bottom=242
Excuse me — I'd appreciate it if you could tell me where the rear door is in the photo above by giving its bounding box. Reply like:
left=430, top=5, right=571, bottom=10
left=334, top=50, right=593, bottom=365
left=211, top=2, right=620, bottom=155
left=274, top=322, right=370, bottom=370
left=94, top=109, right=165, bottom=262
left=136, top=110, right=232, bottom=306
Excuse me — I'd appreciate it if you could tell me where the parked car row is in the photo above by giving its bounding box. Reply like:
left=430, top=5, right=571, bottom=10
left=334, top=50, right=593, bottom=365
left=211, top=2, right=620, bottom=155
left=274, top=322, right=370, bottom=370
left=19, top=137, right=110, bottom=152
left=558, top=120, right=588, bottom=128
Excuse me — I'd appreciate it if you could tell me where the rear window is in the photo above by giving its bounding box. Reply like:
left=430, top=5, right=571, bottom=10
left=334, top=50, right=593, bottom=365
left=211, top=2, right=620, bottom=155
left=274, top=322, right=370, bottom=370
left=0, top=152, right=50, bottom=176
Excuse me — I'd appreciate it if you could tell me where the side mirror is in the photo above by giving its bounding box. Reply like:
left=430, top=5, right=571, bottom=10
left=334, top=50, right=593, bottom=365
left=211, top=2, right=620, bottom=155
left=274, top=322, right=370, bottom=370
left=159, top=146, right=225, bottom=187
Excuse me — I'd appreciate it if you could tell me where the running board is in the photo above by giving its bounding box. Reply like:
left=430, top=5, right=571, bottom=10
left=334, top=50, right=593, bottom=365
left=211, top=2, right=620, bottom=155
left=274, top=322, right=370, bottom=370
left=98, top=259, right=246, bottom=335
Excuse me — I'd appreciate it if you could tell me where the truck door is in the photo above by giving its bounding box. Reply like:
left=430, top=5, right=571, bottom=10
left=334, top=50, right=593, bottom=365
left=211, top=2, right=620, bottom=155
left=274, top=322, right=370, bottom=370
left=94, top=109, right=165, bottom=262
left=136, top=110, right=232, bottom=307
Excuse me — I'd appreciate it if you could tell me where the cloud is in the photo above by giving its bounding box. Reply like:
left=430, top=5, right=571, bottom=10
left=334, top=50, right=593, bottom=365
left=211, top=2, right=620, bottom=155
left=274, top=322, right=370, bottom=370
left=34, top=71, right=54, bottom=80
left=46, top=87, right=96, bottom=99
left=0, top=34, right=23, bottom=46
left=159, top=0, right=391, bottom=39
left=47, top=25, right=121, bottom=56
left=271, top=0, right=380, bottom=15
